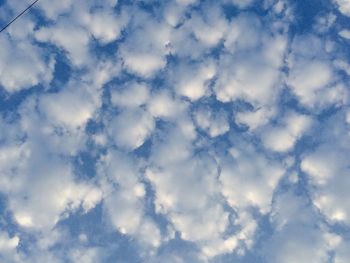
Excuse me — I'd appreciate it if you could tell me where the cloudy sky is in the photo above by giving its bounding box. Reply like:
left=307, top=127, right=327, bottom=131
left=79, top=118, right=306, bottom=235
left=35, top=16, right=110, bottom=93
left=0, top=0, right=350, bottom=262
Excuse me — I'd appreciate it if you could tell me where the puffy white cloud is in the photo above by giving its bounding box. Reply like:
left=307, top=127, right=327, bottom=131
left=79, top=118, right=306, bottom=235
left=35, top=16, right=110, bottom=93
left=300, top=111, right=350, bottom=224
left=0, top=232, right=19, bottom=253
left=97, top=150, right=161, bottom=248
left=339, top=29, right=350, bottom=39
left=262, top=191, right=338, bottom=263
left=81, top=10, right=127, bottom=44
left=235, top=107, right=276, bottom=130
left=117, top=10, right=173, bottom=77
left=188, top=7, right=228, bottom=48
left=301, top=147, right=350, bottom=222
left=39, top=83, right=100, bottom=130
left=35, top=22, right=91, bottom=67
left=121, top=51, right=166, bottom=78
left=9, top=158, right=102, bottom=230
left=260, top=112, right=312, bottom=152
left=37, top=0, right=74, bottom=20
left=215, top=15, right=287, bottom=107
left=286, top=35, right=347, bottom=109
left=0, top=142, right=102, bottom=231
left=174, top=60, right=216, bottom=101
left=111, top=81, right=150, bottom=109
left=147, top=91, right=185, bottom=120
left=1, top=0, right=350, bottom=261
left=334, top=0, right=350, bottom=16
left=145, top=126, right=246, bottom=258
left=287, top=59, right=333, bottom=105
left=0, top=35, right=55, bottom=93
left=193, top=107, right=230, bottom=137
left=220, top=144, right=285, bottom=214
left=109, top=108, right=155, bottom=150
left=224, top=14, right=262, bottom=53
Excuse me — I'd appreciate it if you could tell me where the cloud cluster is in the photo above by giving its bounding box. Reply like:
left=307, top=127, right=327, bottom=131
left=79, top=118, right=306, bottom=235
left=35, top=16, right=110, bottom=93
left=0, top=0, right=350, bottom=262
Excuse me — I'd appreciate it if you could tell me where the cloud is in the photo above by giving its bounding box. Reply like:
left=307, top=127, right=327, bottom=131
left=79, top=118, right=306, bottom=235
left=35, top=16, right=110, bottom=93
left=286, top=35, right=347, bottom=109
left=334, top=0, right=350, bottom=16
left=35, top=23, right=91, bottom=67
left=173, top=60, right=216, bottom=101
left=97, top=150, right=162, bottom=248
left=220, top=143, right=285, bottom=214
left=111, top=81, right=150, bottom=109
left=300, top=111, right=350, bottom=224
left=262, top=190, right=339, bottom=263
left=214, top=14, right=288, bottom=109
left=260, top=111, right=312, bottom=152
left=193, top=107, right=229, bottom=137
left=109, top=108, right=155, bottom=150
left=0, top=35, right=55, bottom=93
left=339, top=29, right=350, bottom=39
left=1, top=0, right=350, bottom=261
left=39, top=82, right=100, bottom=130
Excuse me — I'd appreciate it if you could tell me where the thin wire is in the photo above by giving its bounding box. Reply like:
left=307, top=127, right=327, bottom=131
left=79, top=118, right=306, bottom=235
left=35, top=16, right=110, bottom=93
left=0, top=0, right=40, bottom=34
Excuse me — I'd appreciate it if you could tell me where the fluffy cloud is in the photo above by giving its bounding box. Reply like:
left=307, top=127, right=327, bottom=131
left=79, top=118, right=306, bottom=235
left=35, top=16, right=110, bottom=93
left=286, top=35, right=347, bottom=109
left=0, top=35, right=54, bottom=93
left=98, top=150, right=161, bottom=249
left=109, top=108, right=155, bottom=150
left=193, top=107, right=230, bottom=137
left=220, top=144, right=285, bottom=214
left=263, top=192, right=336, bottom=263
left=1, top=0, right=350, bottom=261
left=260, top=112, right=312, bottom=152
left=334, top=0, right=350, bottom=16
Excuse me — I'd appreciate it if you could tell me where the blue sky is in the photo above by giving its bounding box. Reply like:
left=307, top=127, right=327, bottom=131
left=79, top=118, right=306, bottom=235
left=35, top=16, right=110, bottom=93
left=0, top=0, right=350, bottom=262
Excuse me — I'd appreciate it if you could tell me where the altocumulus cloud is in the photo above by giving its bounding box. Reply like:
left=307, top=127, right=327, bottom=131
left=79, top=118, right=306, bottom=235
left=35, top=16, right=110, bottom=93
left=0, top=0, right=350, bottom=262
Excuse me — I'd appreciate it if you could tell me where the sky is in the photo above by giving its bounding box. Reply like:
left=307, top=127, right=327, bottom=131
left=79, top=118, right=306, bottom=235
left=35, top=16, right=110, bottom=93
left=0, top=0, right=350, bottom=262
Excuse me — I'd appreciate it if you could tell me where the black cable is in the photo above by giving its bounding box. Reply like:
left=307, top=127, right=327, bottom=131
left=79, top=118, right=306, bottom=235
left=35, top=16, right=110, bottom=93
left=0, top=0, right=40, bottom=34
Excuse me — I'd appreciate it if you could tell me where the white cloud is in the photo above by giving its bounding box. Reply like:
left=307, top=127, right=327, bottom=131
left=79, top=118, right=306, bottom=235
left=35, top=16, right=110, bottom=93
left=235, top=107, right=276, bottom=130
left=334, top=0, right=350, bottom=16
left=37, top=0, right=74, bottom=20
left=287, top=59, right=332, bottom=105
left=215, top=16, right=287, bottom=107
left=286, top=35, right=347, bottom=109
left=301, top=147, right=350, bottom=223
left=174, top=60, right=216, bottom=101
left=81, top=10, right=127, bottom=44
left=147, top=91, right=185, bottom=120
left=121, top=51, right=166, bottom=78
left=188, top=7, right=228, bottom=48
left=263, top=191, right=336, bottom=263
left=111, top=81, right=150, bottom=108
left=145, top=126, right=246, bottom=258
left=260, top=112, right=312, bottom=152
left=0, top=36, right=55, bottom=93
left=3, top=147, right=102, bottom=231
left=117, top=10, right=173, bottom=77
left=39, top=83, right=100, bottom=130
left=98, top=150, right=161, bottom=248
left=193, top=108, right=230, bottom=137
left=0, top=232, right=19, bottom=252
left=1, top=0, right=350, bottom=261
left=35, top=23, right=91, bottom=67
left=109, top=108, right=155, bottom=150
left=220, top=143, right=285, bottom=213
left=339, top=29, right=350, bottom=39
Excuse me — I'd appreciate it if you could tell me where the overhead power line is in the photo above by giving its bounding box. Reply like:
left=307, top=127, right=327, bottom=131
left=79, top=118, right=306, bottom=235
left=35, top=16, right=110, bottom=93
left=0, top=0, right=40, bottom=34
